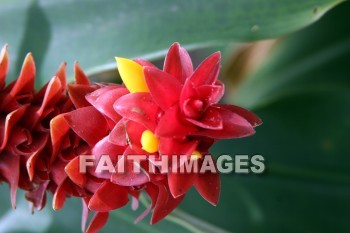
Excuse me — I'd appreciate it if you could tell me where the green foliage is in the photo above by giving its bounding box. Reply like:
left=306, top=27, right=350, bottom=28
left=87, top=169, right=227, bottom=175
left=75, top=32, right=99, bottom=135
left=0, top=0, right=343, bottom=85
left=0, top=0, right=349, bottom=233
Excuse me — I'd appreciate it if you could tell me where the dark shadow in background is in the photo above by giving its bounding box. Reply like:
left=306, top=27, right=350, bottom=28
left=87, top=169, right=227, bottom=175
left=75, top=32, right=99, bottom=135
left=16, top=0, right=51, bottom=85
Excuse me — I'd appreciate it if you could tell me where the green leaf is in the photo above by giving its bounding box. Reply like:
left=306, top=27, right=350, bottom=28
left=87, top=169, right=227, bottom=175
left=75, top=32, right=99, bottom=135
left=1, top=1, right=349, bottom=233
left=234, top=1, right=350, bottom=109
left=0, top=0, right=344, bottom=86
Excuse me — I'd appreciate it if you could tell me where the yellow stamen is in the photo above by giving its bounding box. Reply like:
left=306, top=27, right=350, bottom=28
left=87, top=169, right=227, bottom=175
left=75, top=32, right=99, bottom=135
left=115, top=57, right=149, bottom=93
left=190, top=150, right=203, bottom=160
left=141, top=130, right=159, bottom=153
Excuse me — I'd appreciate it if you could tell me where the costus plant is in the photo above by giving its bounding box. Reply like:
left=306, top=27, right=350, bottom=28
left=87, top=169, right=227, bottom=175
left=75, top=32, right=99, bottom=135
left=0, top=43, right=261, bottom=233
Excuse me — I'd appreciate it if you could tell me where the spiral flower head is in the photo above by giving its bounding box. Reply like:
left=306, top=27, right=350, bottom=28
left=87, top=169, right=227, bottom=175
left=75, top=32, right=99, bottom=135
left=62, top=43, right=262, bottom=232
left=0, top=42, right=262, bottom=233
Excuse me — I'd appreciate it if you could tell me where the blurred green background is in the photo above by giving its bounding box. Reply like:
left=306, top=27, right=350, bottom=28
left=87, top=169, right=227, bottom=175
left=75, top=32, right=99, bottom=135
left=1, top=0, right=350, bottom=232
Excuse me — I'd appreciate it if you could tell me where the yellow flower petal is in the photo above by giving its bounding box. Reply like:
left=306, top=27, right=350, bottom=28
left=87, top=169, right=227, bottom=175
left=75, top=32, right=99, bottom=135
left=141, top=130, right=159, bottom=153
left=115, top=57, right=149, bottom=93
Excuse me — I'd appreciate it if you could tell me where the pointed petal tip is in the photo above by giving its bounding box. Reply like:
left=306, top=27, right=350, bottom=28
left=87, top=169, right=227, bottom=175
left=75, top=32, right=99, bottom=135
left=209, top=51, right=221, bottom=63
left=59, top=61, right=67, bottom=68
left=74, top=61, right=90, bottom=85
left=116, top=57, right=149, bottom=93
left=0, top=44, right=8, bottom=58
left=85, top=212, right=109, bottom=233
left=169, top=42, right=180, bottom=49
left=0, top=44, right=10, bottom=87
left=213, top=51, right=221, bottom=56
left=255, top=117, right=263, bottom=127
left=22, top=53, right=36, bottom=72
left=88, top=181, right=129, bottom=212
left=115, top=56, right=127, bottom=64
left=25, top=52, right=34, bottom=62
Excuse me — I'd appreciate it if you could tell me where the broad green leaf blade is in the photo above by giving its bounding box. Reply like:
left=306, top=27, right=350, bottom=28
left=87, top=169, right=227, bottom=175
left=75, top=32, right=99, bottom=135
left=234, top=1, right=350, bottom=109
left=0, top=0, right=344, bottom=86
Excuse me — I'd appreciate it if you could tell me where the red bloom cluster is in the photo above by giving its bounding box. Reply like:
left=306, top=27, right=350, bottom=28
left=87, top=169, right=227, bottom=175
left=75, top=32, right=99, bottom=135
left=0, top=44, right=73, bottom=211
left=0, top=43, right=261, bottom=233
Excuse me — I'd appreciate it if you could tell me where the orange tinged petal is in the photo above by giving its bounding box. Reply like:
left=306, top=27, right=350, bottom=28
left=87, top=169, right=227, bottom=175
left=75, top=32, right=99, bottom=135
left=55, top=62, right=67, bottom=91
left=85, top=212, right=109, bottom=233
left=74, top=62, right=90, bottom=85
left=65, top=156, right=87, bottom=187
left=0, top=44, right=9, bottom=89
left=88, top=181, right=129, bottom=212
left=53, top=181, right=67, bottom=210
left=10, top=53, right=35, bottom=97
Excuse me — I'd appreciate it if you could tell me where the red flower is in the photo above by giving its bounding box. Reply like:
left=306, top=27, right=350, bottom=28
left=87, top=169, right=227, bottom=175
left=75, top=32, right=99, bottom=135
left=0, top=44, right=72, bottom=210
left=0, top=42, right=262, bottom=233
left=0, top=45, right=97, bottom=218
left=63, top=43, right=262, bottom=232
left=113, top=42, right=262, bottom=201
left=115, top=43, right=261, bottom=139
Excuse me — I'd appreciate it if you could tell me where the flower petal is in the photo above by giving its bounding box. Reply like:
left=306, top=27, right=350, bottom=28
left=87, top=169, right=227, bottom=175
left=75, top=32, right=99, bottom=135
left=189, top=52, right=221, bottom=86
left=0, top=105, right=27, bottom=151
left=111, top=147, right=150, bottom=186
left=26, top=150, right=42, bottom=181
left=185, top=107, right=223, bottom=130
left=134, top=58, right=156, bottom=68
left=36, top=76, right=63, bottom=118
left=64, top=106, right=109, bottom=146
left=86, top=86, right=128, bottom=123
left=50, top=114, right=70, bottom=160
left=163, top=42, right=193, bottom=83
left=10, top=53, right=35, bottom=98
left=156, top=105, right=197, bottom=137
left=0, top=152, right=19, bottom=208
left=91, top=136, right=124, bottom=179
left=179, top=78, right=197, bottom=108
left=14, top=132, right=48, bottom=156
left=53, top=180, right=68, bottom=210
left=194, top=106, right=255, bottom=139
left=116, top=57, right=149, bottom=93
left=54, top=62, right=67, bottom=92
left=88, top=181, right=129, bottom=212
left=215, top=104, right=263, bottom=127
left=135, top=183, right=159, bottom=223
left=114, top=92, right=159, bottom=131
left=67, top=84, right=96, bottom=108
left=85, top=212, right=109, bottom=233
left=108, top=119, right=128, bottom=146
left=194, top=155, right=220, bottom=206
left=0, top=44, right=9, bottom=89
left=168, top=171, right=195, bottom=198
left=159, top=138, right=198, bottom=157
left=25, top=181, right=49, bottom=211
left=151, top=181, right=185, bottom=224
left=74, top=62, right=90, bottom=85
left=197, top=82, right=224, bottom=106
left=144, top=67, right=182, bottom=111
left=65, top=156, right=87, bottom=187
left=112, top=122, right=143, bottom=149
